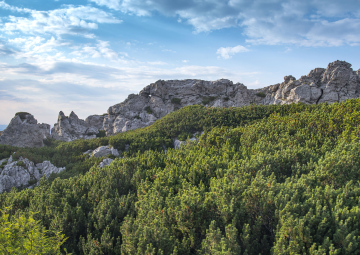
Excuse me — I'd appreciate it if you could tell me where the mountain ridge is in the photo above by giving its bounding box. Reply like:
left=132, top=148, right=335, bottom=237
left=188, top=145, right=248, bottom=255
left=1, top=60, right=359, bottom=147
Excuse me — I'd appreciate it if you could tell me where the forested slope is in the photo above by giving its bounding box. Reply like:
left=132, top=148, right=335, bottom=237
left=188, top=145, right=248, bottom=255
left=1, top=100, right=360, bottom=254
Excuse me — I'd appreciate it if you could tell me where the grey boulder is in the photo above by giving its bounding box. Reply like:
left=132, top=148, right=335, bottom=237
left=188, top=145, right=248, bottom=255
left=0, top=156, right=65, bottom=193
left=0, top=113, right=50, bottom=148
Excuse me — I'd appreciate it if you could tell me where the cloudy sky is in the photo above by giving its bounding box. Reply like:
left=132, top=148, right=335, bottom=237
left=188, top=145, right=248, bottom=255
left=0, top=0, right=359, bottom=128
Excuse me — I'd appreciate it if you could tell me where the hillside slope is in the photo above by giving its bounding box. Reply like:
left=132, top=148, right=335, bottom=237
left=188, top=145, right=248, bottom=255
left=52, top=60, right=360, bottom=141
left=1, top=60, right=359, bottom=148
left=1, top=100, right=360, bottom=254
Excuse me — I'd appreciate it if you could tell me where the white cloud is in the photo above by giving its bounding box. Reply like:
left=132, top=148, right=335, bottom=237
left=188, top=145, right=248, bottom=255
left=72, top=40, right=120, bottom=60
left=0, top=42, right=15, bottom=55
left=0, top=58, right=259, bottom=124
left=0, top=1, right=32, bottom=13
left=0, top=4, right=121, bottom=37
left=88, top=0, right=360, bottom=46
left=216, top=45, right=249, bottom=59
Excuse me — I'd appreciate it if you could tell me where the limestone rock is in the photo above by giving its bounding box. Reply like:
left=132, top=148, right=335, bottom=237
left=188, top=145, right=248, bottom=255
left=85, top=115, right=105, bottom=131
left=174, top=135, right=198, bottom=149
left=173, top=139, right=185, bottom=149
left=5, top=60, right=358, bottom=146
left=0, top=157, right=65, bottom=193
left=99, top=158, right=114, bottom=168
left=0, top=113, right=50, bottom=147
left=104, top=79, right=250, bottom=135
left=88, top=146, right=119, bottom=158
left=100, top=61, right=359, bottom=137
left=51, top=111, right=100, bottom=142
left=36, top=161, right=65, bottom=178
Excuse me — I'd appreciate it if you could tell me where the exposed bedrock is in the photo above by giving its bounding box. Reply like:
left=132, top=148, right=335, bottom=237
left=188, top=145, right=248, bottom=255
left=3, top=60, right=359, bottom=143
left=0, top=113, right=50, bottom=147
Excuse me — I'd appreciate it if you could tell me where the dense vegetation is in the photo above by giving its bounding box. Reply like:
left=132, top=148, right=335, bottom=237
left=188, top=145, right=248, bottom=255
left=0, top=207, right=67, bottom=254
left=1, top=100, right=360, bottom=254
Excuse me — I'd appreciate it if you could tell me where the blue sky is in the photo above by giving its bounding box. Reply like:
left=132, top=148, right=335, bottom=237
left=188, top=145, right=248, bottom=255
left=0, top=0, right=360, bottom=127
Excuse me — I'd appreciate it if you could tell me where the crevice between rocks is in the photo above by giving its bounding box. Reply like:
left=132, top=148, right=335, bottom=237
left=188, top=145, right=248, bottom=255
left=316, top=89, right=324, bottom=104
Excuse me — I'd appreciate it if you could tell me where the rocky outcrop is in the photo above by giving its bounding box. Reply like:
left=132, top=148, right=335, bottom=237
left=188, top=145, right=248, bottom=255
left=0, top=156, right=65, bottom=193
left=102, top=61, right=360, bottom=136
left=258, top=61, right=360, bottom=105
left=0, top=113, right=50, bottom=147
left=84, top=146, right=119, bottom=158
left=85, top=115, right=105, bottom=131
left=104, top=79, right=252, bottom=135
left=99, top=158, right=114, bottom=168
left=51, top=111, right=101, bottom=142
left=2, top=60, right=359, bottom=146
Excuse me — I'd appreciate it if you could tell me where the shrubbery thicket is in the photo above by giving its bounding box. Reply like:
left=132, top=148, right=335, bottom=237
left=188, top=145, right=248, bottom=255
left=1, top=100, right=360, bottom=254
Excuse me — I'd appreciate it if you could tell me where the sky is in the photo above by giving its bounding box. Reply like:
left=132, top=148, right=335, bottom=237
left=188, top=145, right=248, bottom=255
left=0, top=0, right=360, bottom=128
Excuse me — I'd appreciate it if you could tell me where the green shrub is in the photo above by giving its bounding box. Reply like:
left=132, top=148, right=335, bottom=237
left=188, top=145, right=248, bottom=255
left=27, top=178, right=38, bottom=186
left=145, top=106, right=153, bottom=114
left=15, top=112, right=31, bottom=120
left=0, top=160, right=7, bottom=168
left=202, top=96, right=216, bottom=105
left=255, top=92, right=266, bottom=98
left=96, top=130, right=106, bottom=138
left=16, top=161, right=26, bottom=168
left=177, top=131, right=192, bottom=141
left=0, top=208, right=68, bottom=254
left=3, top=100, right=360, bottom=254
left=171, top=98, right=181, bottom=104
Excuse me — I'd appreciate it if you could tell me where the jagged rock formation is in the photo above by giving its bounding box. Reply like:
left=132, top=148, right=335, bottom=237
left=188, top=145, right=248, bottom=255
left=2, top=60, right=359, bottom=144
left=102, top=60, right=360, bottom=137
left=259, top=61, right=360, bottom=105
left=0, top=156, right=65, bottom=193
left=51, top=111, right=101, bottom=142
left=0, top=113, right=50, bottom=147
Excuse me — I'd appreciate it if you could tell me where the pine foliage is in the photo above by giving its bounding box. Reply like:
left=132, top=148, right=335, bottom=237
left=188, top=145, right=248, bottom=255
left=1, top=99, right=360, bottom=254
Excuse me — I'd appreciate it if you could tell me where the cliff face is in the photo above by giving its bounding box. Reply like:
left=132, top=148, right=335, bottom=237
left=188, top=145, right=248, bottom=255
left=1, top=60, right=359, bottom=145
left=97, top=60, right=360, bottom=138
left=51, top=111, right=102, bottom=142
left=0, top=156, right=65, bottom=193
left=259, top=60, right=359, bottom=105
left=0, top=113, right=50, bottom=147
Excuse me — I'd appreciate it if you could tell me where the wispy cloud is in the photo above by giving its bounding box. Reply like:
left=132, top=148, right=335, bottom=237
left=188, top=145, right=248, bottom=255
left=0, top=60, right=256, bottom=124
left=0, top=42, right=15, bottom=55
left=71, top=40, right=120, bottom=60
left=89, top=0, right=360, bottom=46
left=216, top=45, right=249, bottom=59
left=0, top=4, right=121, bottom=37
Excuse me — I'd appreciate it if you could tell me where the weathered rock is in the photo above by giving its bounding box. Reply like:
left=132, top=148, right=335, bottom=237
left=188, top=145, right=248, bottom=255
left=85, top=115, right=105, bottom=131
left=266, top=60, right=360, bottom=105
left=91, top=61, right=358, bottom=137
left=0, top=157, right=65, bottom=193
left=4, top=60, right=359, bottom=146
left=174, top=135, right=198, bottom=149
left=0, top=113, right=50, bottom=147
left=99, top=158, right=114, bottom=168
left=89, top=146, right=119, bottom=158
left=173, top=139, right=185, bottom=149
left=36, top=161, right=65, bottom=178
left=104, top=79, right=251, bottom=135
left=51, top=111, right=100, bottom=142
